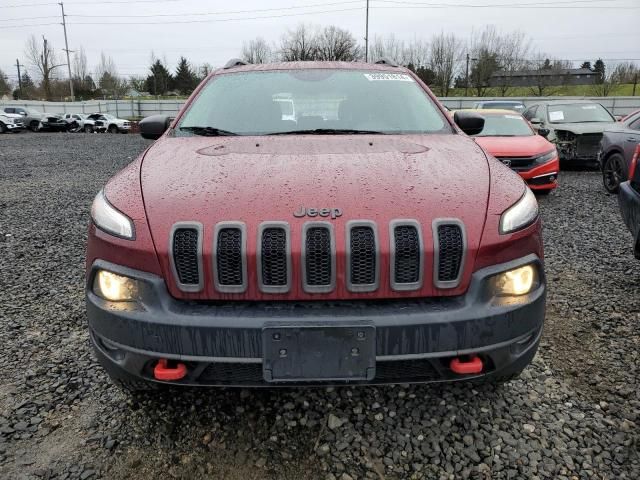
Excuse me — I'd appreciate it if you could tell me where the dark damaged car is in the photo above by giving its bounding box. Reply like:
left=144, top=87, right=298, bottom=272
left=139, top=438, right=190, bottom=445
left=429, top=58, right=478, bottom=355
left=523, top=100, right=617, bottom=167
left=86, top=60, right=546, bottom=392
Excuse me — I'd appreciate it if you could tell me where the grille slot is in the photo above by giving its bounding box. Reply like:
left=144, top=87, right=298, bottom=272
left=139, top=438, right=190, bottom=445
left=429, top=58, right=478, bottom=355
left=171, top=224, right=202, bottom=292
left=259, top=225, right=290, bottom=292
left=434, top=221, right=465, bottom=287
left=347, top=223, right=378, bottom=291
left=391, top=222, right=422, bottom=290
left=303, top=224, right=334, bottom=292
left=214, top=223, right=247, bottom=292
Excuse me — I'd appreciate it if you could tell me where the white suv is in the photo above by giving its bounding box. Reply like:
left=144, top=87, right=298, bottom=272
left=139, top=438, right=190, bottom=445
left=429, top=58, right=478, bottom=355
left=87, top=113, right=131, bottom=133
left=0, top=113, right=25, bottom=133
left=62, top=113, right=97, bottom=133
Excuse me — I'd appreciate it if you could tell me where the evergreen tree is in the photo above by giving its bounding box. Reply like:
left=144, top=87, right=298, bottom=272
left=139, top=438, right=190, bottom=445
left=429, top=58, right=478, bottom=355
left=145, top=59, right=173, bottom=95
left=593, top=59, right=606, bottom=84
left=580, top=61, right=592, bottom=70
left=173, top=57, right=198, bottom=95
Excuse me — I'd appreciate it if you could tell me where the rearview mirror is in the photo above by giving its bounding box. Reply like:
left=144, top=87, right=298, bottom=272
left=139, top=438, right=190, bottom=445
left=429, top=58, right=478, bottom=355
left=538, top=128, right=550, bottom=138
left=139, top=115, right=172, bottom=140
left=453, top=111, right=485, bottom=136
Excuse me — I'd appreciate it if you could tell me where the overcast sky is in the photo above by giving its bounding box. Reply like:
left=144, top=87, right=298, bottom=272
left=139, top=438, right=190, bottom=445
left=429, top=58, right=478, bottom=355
left=1, top=0, right=638, bottom=83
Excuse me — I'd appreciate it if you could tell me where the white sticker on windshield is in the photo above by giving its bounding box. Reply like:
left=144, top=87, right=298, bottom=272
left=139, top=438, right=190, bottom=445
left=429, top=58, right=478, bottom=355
left=582, top=105, right=597, bottom=109
left=505, top=115, right=523, bottom=120
left=549, top=111, right=564, bottom=121
left=364, top=73, right=414, bottom=82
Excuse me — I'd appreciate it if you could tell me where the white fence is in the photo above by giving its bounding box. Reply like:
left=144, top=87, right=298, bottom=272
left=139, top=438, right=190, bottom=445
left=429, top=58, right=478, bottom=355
left=1, top=96, right=639, bottom=119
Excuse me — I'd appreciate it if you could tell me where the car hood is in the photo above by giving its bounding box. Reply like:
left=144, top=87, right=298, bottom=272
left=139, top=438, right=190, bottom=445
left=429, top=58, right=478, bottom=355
left=138, top=134, right=493, bottom=300
left=474, top=135, right=553, bottom=157
left=550, top=122, right=617, bottom=134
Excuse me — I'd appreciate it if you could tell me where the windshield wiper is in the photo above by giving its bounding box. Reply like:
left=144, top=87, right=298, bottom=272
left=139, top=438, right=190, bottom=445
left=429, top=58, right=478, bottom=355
left=268, top=128, right=385, bottom=135
left=179, top=126, right=238, bottom=136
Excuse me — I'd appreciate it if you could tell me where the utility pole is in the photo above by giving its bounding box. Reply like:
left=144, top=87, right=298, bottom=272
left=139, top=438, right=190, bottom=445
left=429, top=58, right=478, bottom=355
left=364, top=0, right=369, bottom=62
left=465, top=53, right=470, bottom=97
left=15, top=59, right=23, bottom=98
left=59, top=2, right=75, bottom=101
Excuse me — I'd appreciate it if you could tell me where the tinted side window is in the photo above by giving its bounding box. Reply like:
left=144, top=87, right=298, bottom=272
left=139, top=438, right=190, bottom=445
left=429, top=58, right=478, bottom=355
left=629, top=117, right=640, bottom=131
left=5, top=108, right=14, bottom=114
left=523, top=106, right=538, bottom=120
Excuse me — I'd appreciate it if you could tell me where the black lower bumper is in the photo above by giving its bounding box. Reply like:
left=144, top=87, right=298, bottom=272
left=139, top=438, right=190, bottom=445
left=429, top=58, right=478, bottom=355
left=87, top=255, right=546, bottom=387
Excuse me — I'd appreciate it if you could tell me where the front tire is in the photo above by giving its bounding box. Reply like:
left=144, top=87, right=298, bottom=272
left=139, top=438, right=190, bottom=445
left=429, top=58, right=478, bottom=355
left=108, top=124, right=118, bottom=134
left=0, top=122, right=6, bottom=134
left=84, top=124, right=94, bottom=133
left=29, top=120, right=40, bottom=132
left=602, top=153, right=627, bottom=194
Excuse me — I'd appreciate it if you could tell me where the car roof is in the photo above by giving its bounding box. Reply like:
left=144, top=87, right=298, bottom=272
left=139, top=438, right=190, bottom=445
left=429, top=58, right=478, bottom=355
left=213, top=61, right=411, bottom=76
left=476, top=100, right=524, bottom=105
left=454, top=109, right=524, bottom=116
left=535, top=100, right=603, bottom=106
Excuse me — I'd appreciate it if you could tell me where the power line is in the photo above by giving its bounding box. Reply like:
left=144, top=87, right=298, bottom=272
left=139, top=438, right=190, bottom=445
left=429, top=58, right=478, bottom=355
left=374, top=0, right=636, bottom=6
left=0, top=0, right=180, bottom=7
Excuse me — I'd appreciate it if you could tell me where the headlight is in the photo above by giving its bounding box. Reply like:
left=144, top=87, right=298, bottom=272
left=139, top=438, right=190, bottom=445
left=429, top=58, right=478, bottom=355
left=93, top=270, right=140, bottom=301
left=499, top=187, right=538, bottom=234
left=491, top=264, right=539, bottom=296
left=91, top=189, right=135, bottom=239
left=535, top=149, right=557, bottom=164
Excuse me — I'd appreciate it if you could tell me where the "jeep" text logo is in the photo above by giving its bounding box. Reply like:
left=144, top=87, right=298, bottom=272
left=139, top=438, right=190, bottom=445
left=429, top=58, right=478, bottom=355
left=293, top=206, right=343, bottom=219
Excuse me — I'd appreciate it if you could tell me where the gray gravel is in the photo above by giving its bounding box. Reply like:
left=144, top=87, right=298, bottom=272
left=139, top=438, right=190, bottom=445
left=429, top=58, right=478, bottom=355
left=0, top=131, right=638, bottom=480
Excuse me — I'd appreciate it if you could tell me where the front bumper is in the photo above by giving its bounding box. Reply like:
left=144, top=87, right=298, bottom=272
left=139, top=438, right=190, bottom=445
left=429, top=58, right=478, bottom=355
left=86, top=255, right=546, bottom=386
left=5, top=123, right=24, bottom=131
left=618, top=181, right=640, bottom=258
left=518, top=158, right=559, bottom=191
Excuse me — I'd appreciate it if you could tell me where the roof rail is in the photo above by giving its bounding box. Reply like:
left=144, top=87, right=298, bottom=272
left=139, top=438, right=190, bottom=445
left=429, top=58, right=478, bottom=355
left=374, top=57, right=399, bottom=67
left=223, top=58, right=249, bottom=69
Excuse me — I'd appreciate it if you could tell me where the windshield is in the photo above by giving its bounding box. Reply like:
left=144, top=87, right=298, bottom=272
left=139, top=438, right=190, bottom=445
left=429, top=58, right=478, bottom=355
left=177, top=69, right=450, bottom=136
left=547, top=103, right=614, bottom=123
left=473, top=113, right=534, bottom=137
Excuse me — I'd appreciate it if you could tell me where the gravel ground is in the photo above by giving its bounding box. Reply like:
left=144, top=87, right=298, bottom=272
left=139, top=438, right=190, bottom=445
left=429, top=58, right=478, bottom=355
left=0, top=131, right=638, bottom=480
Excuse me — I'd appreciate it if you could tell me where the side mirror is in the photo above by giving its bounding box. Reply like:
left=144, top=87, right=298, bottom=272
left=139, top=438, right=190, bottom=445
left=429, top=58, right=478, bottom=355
left=538, top=128, right=550, bottom=138
left=453, top=111, right=485, bottom=136
left=139, top=115, right=171, bottom=140
left=530, top=117, right=543, bottom=125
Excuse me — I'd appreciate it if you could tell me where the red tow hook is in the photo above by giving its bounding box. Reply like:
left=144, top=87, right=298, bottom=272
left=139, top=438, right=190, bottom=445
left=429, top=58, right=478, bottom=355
left=450, top=355, right=483, bottom=375
left=153, top=358, right=187, bottom=381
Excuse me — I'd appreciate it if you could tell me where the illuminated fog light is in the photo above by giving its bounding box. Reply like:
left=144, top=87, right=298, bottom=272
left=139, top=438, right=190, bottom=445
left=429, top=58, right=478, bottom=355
left=492, top=264, right=538, bottom=296
left=94, top=270, right=140, bottom=301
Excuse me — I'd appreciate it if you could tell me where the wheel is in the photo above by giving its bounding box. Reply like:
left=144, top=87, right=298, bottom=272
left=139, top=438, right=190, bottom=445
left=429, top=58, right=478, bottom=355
left=602, top=153, right=627, bottom=194
left=84, top=124, right=94, bottom=133
left=68, top=121, right=80, bottom=133
left=0, top=122, right=6, bottom=134
left=108, top=124, right=118, bottom=134
left=29, top=120, right=40, bottom=132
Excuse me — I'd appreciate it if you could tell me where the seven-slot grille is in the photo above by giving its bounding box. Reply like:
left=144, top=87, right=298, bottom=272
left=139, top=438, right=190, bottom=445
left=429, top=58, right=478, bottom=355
left=435, top=223, right=464, bottom=286
left=172, top=227, right=201, bottom=288
left=169, top=220, right=466, bottom=294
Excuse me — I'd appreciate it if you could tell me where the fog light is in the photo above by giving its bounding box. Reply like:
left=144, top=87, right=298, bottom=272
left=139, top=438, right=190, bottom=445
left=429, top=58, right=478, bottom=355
left=492, top=264, right=538, bottom=296
left=94, top=270, right=140, bottom=301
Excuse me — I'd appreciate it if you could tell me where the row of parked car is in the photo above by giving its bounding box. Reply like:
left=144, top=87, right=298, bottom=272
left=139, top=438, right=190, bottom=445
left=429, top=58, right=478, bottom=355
left=0, top=107, right=131, bottom=134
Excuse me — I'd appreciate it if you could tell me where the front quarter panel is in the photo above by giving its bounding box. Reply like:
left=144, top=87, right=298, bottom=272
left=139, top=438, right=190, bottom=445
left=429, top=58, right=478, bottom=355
left=86, top=149, right=162, bottom=278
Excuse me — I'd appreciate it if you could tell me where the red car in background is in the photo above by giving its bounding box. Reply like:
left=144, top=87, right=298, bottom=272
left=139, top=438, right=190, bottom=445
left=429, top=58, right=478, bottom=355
left=468, top=110, right=559, bottom=194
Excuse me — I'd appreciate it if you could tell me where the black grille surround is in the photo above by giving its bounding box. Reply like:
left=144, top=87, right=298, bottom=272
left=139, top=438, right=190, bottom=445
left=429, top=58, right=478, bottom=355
left=433, top=219, right=466, bottom=288
left=346, top=221, right=378, bottom=292
left=390, top=220, right=423, bottom=291
left=214, top=223, right=247, bottom=293
left=302, top=223, right=335, bottom=293
left=170, top=223, right=203, bottom=292
left=258, top=223, right=291, bottom=293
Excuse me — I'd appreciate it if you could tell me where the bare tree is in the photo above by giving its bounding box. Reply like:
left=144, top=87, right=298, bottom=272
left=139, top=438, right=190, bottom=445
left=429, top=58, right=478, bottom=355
left=403, top=38, right=430, bottom=69
left=96, top=52, right=126, bottom=97
left=526, top=54, right=565, bottom=96
left=280, top=24, right=319, bottom=61
left=0, top=69, right=12, bottom=96
left=494, top=30, right=530, bottom=96
left=429, top=32, right=462, bottom=97
left=198, top=63, right=214, bottom=80
left=72, top=47, right=87, bottom=83
left=468, top=26, right=503, bottom=96
left=241, top=37, right=273, bottom=64
left=315, top=26, right=361, bottom=61
left=25, top=35, right=64, bottom=100
left=370, top=34, right=406, bottom=64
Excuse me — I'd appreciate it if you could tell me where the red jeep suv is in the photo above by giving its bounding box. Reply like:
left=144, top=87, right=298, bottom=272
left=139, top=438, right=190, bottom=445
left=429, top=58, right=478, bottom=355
left=86, top=60, right=545, bottom=392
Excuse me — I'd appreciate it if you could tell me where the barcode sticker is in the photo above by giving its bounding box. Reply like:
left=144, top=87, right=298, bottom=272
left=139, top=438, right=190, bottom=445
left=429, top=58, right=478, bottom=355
left=363, top=73, right=414, bottom=82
